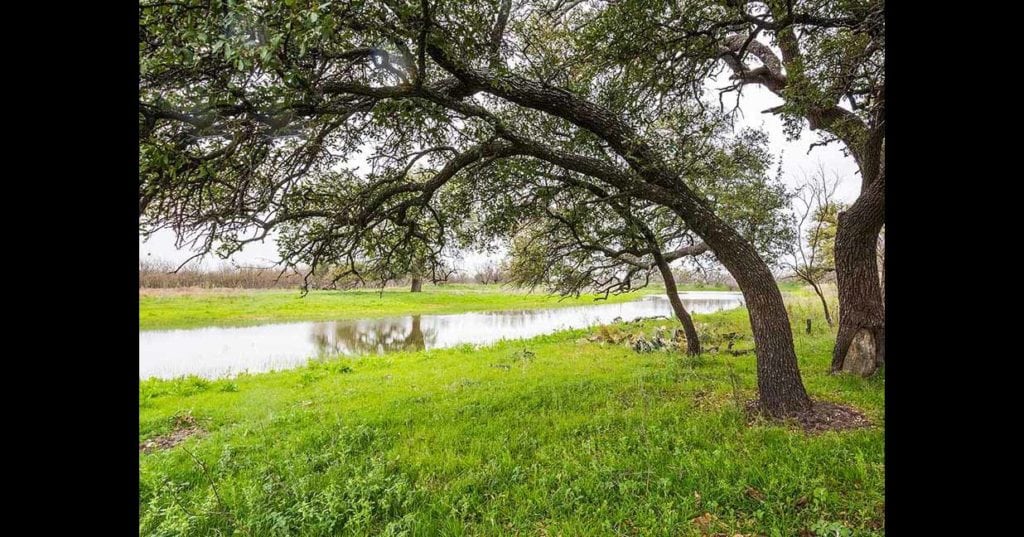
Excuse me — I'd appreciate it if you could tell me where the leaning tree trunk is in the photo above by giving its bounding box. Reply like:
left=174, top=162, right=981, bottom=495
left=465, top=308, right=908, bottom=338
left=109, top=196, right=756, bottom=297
left=721, top=241, right=812, bottom=415
left=686, top=209, right=812, bottom=416
left=831, top=176, right=885, bottom=376
left=527, top=150, right=811, bottom=414
left=652, top=250, right=700, bottom=355
left=426, top=52, right=811, bottom=415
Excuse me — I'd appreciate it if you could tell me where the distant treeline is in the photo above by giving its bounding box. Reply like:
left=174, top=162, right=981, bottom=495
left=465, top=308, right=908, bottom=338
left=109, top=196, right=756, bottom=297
left=139, top=258, right=745, bottom=290
left=140, top=258, right=484, bottom=289
left=140, top=259, right=312, bottom=289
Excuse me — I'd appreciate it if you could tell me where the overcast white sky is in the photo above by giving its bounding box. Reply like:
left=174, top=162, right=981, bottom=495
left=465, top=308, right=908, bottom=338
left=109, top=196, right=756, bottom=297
left=139, top=77, right=860, bottom=271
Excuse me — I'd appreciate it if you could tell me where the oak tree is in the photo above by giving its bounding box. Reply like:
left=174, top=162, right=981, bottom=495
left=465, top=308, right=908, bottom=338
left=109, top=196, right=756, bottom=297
left=139, top=0, right=815, bottom=414
left=587, top=0, right=885, bottom=374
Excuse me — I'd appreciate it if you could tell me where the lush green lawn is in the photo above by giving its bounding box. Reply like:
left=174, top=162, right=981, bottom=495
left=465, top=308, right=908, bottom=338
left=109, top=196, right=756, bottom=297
left=139, top=292, right=883, bottom=536
left=138, top=284, right=687, bottom=330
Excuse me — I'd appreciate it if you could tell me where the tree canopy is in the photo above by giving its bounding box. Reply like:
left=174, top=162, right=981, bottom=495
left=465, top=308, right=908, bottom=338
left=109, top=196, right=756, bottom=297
left=137, top=0, right=858, bottom=414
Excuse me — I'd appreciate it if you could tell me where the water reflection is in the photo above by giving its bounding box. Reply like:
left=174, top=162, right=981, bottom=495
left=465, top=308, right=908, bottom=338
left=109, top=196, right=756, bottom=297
left=140, top=292, right=743, bottom=380
left=310, top=315, right=435, bottom=355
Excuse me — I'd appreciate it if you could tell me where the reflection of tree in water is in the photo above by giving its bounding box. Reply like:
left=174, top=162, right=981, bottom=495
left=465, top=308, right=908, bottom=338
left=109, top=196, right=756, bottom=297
left=683, top=298, right=744, bottom=315
left=310, top=315, right=437, bottom=356
left=306, top=297, right=740, bottom=356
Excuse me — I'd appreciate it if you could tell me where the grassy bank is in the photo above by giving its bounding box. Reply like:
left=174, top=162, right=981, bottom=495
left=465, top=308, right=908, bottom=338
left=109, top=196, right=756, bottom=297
left=139, top=283, right=703, bottom=330
left=139, top=293, right=883, bottom=536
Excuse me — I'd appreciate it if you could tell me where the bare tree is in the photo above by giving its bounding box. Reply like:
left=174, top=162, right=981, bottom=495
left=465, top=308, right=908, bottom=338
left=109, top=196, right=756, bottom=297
left=473, top=262, right=505, bottom=285
left=787, top=167, right=844, bottom=328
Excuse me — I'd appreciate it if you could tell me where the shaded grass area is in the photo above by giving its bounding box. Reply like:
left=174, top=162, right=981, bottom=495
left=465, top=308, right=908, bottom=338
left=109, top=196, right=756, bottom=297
left=139, top=294, right=883, bottom=536
left=139, top=284, right=672, bottom=331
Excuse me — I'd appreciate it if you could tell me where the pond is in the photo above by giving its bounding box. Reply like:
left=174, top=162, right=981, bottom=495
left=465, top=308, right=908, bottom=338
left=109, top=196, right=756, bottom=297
left=139, top=291, right=744, bottom=380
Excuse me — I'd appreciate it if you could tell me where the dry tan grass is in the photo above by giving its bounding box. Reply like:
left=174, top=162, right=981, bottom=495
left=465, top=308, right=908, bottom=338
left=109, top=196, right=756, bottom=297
left=138, top=287, right=278, bottom=297
left=139, top=257, right=484, bottom=291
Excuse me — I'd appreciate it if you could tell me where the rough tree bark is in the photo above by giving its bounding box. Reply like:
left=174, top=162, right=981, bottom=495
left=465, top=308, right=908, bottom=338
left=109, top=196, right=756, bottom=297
left=831, top=174, right=885, bottom=375
left=410, top=277, right=423, bottom=293
left=702, top=221, right=811, bottom=414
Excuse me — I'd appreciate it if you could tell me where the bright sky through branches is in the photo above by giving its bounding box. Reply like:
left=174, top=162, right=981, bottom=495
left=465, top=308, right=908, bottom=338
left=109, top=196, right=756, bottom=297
left=139, top=74, right=859, bottom=270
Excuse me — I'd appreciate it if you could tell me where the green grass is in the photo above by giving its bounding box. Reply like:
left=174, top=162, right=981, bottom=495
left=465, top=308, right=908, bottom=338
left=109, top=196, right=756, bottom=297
left=139, top=284, right=674, bottom=330
left=139, top=292, right=883, bottom=536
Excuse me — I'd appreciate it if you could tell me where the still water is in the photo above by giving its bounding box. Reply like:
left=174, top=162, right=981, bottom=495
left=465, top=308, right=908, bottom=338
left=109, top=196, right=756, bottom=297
left=139, top=292, right=744, bottom=380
